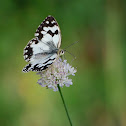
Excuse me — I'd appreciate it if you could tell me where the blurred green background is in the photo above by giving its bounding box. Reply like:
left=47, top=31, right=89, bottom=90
left=0, top=0, right=126, bottom=126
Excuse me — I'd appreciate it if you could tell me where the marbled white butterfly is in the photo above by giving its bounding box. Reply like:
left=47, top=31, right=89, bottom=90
left=22, top=16, right=64, bottom=72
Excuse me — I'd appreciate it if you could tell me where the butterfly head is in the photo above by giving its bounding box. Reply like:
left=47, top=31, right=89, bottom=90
left=58, top=49, right=64, bottom=56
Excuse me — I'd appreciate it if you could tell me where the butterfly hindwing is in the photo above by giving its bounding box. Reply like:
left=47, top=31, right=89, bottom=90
left=22, top=53, right=57, bottom=72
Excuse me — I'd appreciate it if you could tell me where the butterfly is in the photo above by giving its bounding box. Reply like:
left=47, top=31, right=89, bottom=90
left=22, top=15, right=64, bottom=72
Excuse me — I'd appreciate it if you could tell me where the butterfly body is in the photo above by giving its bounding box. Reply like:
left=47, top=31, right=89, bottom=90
left=23, top=16, right=63, bottom=72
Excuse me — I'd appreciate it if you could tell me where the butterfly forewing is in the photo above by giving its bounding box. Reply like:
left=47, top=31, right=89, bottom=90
left=23, top=38, right=38, bottom=62
left=23, top=15, right=61, bottom=72
left=35, top=16, right=61, bottom=48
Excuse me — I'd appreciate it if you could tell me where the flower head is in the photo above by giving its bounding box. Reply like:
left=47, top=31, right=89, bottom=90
left=37, top=58, right=77, bottom=91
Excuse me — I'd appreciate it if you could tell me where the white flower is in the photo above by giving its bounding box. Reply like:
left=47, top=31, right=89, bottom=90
left=37, top=58, right=77, bottom=91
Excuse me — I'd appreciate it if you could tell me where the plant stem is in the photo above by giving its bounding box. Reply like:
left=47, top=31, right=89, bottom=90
left=58, top=85, right=73, bottom=126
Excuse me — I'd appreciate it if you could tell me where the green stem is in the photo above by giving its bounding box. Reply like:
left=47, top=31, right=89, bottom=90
left=58, top=85, right=73, bottom=126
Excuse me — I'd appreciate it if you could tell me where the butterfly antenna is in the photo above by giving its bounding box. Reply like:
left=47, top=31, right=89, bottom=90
left=64, top=41, right=78, bottom=50
left=64, top=50, right=76, bottom=61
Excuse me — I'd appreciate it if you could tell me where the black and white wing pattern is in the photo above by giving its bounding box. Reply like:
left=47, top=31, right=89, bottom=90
left=22, top=15, right=61, bottom=72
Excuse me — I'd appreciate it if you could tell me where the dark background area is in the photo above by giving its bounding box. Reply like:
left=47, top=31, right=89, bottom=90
left=0, top=0, right=126, bottom=126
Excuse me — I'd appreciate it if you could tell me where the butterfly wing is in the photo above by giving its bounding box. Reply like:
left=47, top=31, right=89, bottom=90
left=22, top=53, right=57, bottom=72
left=35, top=15, right=61, bottom=48
left=23, top=16, right=61, bottom=72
